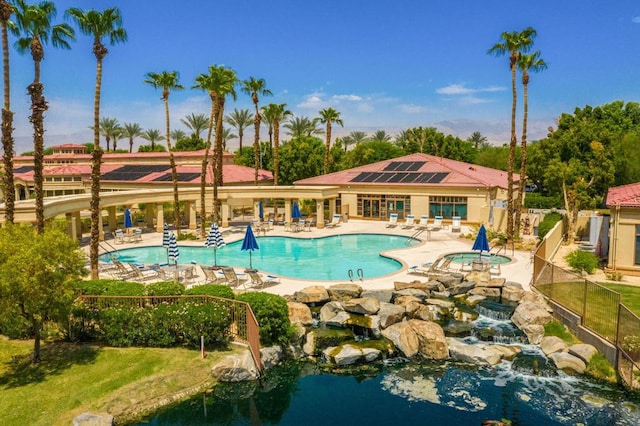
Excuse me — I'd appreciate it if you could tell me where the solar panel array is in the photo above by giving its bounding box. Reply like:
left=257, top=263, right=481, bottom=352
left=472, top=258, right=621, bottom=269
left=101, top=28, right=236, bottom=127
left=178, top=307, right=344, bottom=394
left=383, top=161, right=426, bottom=172
left=14, top=166, right=34, bottom=173
left=350, top=171, right=448, bottom=184
left=153, top=172, right=202, bottom=182
left=101, top=165, right=170, bottom=181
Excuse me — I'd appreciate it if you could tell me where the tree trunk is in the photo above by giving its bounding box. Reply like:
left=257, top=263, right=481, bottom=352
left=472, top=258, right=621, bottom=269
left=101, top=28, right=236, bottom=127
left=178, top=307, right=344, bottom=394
left=32, top=318, right=41, bottom=363
left=1, top=6, right=15, bottom=224
left=506, top=55, right=518, bottom=241
left=213, top=98, right=225, bottom=222
left=29, top=46, right=46, bottom=234
left=324, top=123, right=332, bottom=174
left=516, top=74, right=530, bottom=237
left=201, top=93, right=216, bottom=232
left=253, top=108, right=260, bottom=184
left=164, top=93, right=180, bottom=235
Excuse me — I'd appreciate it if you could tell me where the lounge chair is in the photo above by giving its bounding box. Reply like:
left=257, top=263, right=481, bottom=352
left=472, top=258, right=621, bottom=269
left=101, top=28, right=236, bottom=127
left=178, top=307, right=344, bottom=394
left=385, top=213, right=399, bottom=228
left=128, top=263, right=159, bottom=282
left=401, top=215, right=415, bottom=229
left=247, top=271, right=280, bottom=290
left=428, top=216, right=444, bottom=231
left=201, top=266, right=223, bottom=284
left=451, top=216, right=461, bottom=232
left=415, top=215, right=429, bottom=229
left=113, top=229, right=125, bottom=244
left=325, top=214, right=341, bottom=228
left=221, top=267, right=249, bottom=288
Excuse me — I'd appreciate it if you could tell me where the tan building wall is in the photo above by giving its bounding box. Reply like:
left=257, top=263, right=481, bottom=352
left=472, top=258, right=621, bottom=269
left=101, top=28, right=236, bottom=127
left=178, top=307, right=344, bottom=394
left=609, top=207, right=640, bottom=275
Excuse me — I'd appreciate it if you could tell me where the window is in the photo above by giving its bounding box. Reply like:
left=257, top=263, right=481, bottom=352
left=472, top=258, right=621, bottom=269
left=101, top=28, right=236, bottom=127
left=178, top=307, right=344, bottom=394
left=429, top=196, right=468, bottom=220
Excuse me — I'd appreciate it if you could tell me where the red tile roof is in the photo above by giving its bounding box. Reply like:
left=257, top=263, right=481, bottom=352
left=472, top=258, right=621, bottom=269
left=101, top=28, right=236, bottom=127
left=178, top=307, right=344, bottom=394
left=606, top=182, right=640, bottom=207
left=295, top=153, right=514, bottom=188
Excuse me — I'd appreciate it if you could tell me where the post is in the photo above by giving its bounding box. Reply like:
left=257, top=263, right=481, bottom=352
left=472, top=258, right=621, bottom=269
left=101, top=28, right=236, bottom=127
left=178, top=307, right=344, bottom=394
left=201, top=335, right=205, bottom=359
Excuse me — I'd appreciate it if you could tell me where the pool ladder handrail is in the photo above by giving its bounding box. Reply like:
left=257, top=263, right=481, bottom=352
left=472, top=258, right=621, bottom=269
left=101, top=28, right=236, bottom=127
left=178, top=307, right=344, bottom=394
left=348, top=268, right=364, bottom=282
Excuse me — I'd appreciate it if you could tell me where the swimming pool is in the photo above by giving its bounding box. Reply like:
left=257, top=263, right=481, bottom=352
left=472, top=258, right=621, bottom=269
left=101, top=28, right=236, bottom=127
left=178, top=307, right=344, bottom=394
left=444, top=252, right=511, bottom=264
left=102, top=234, right=413, bottom=281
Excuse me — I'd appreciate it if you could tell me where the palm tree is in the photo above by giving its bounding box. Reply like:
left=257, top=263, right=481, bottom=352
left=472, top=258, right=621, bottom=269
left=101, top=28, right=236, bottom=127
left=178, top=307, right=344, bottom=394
left=1, top=1, right=14, bottom=223
left=65, top=5, right=126, bottom=294
left=261, top=104, right=276, bottom=148
left=488, top=27, right=537, bottom=241
left=180, top=112, right=208, bottom=139
left=284, top=116, right=323, bottom=138
left=13, top=0, right=74, bottom=235
left=225, top=108, right=252, bottom=152
left=193, top=65, right=238, bottom=233
left=515, top=50, right=547, bottom=235
left=467, top=131, right=488, bottom=149
left=122, top=122, right=142, bottom=153
left=262, top=103, right=291, bottom=186
left=241, top=77, right=272, bottom=184
left=371, top=129, right=392, bottom=143
left=141, top=128, right=164, bottom=150
left=221, top=127, right=237, bottom=151
left=170, top=128, right=186, bottom=142
left=318, top=107, right=343, bottom=174
left=98, top=116, right=119, bottom=151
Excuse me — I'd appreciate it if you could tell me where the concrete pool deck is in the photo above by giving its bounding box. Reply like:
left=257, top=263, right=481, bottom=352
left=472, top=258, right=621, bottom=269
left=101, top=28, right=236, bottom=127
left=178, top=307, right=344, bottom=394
left=95, top=219, right=534, bottom=295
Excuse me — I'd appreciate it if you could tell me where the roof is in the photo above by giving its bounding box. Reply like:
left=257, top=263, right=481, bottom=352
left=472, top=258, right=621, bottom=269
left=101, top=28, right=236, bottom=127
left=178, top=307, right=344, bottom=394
left=295, top=153, right=514, bottom=188
left=606, top=182, right=640, bottom=207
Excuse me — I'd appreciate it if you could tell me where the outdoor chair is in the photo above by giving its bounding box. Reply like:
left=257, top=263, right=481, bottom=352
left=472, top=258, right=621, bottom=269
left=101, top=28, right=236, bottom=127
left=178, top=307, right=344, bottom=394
left=428, top=216, right=444, bottom=231
left=128, top=263, right=159, bottom=282
left=247, top=271, right=280, bottom=290
left=415, top=215, right=430, bottom=230
left=113, top=229, right=125, bottom=244
left=221, top=267, right=249, bottom=289
left=401, top=215, right=415, bottom=229
left=201, top=266, right=222, bottom=284
left=325, top=214, right=341, bottom=228
left=385, top=213, right=399, bottom=228
left=451, top=216, right=462, bottom=232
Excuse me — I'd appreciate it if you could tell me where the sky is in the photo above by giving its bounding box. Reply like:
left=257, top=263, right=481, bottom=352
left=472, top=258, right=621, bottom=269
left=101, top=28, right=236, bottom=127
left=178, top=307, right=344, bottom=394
left=7, top=0, right=640, bottom=154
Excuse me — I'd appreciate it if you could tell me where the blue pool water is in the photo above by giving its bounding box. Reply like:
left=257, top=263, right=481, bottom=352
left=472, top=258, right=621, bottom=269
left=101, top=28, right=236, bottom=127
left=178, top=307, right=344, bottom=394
left=102, top=234, right=413, bottom=281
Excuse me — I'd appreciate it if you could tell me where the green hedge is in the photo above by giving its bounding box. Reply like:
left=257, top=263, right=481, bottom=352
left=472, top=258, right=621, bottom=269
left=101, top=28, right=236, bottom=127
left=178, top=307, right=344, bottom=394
left=236, top=292, right=295, bottom=346
left=185, top=284, right=235, bottom=299
left=538, top=212, right=563, bottom=239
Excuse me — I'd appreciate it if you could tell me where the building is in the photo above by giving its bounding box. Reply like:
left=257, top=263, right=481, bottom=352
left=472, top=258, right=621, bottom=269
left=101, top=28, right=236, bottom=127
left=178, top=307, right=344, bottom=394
left=606, top=182, right=640, bottom=275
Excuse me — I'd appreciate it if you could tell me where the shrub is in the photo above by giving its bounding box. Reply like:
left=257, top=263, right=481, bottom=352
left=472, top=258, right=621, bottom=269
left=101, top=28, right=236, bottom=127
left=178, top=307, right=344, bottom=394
left=184, top=284, right=235, bottom=299
left=146, top=281, right=185, bottom=296
left=72, top=279, right=120, bottom=295
left=236, top=292, right=295, bottom=346
left=538, top=212, right=563, bottom=239
left=564, top=249, right=599, bottom=274
left=524, top=193, right=562, bottom=209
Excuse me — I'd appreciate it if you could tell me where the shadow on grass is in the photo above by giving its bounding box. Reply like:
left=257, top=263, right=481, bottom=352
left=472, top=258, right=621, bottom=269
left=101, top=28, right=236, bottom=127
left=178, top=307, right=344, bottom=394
left=0, top=342, right=101, bottom=388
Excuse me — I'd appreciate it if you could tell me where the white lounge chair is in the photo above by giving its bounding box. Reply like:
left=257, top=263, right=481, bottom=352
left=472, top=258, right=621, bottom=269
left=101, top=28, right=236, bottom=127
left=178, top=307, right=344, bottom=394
left=416, top=215, right=429, bottom=229
left=385, top=213, right=399, bottom=228
left=325, top=214, right=341, bottom=228
left=429, top=216, right=444, bottom=231
left=113, top=229, right=125, bottom=244
left=221, top=267, right=249, bottom=288
left=247, top=271, right=280, bottom=290
left=401, top=215, right=416, bottom=229
left=451, top=216, right=461, bottom=232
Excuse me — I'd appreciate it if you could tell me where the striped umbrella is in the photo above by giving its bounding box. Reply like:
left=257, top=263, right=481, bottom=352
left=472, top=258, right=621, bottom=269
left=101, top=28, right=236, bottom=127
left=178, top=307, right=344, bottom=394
left=162, top=223, right=171, bottom=263
left=167, top=232, right=180, bottom=265
left=204, top=223, right=226, bottom=266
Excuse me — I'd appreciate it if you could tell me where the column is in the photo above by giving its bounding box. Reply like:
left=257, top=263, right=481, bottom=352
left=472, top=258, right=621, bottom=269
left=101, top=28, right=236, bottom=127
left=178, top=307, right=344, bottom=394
left=254, top=200, right=261, bottom=221
left=221, top=200, right=229, bottom=227
left=98, top=213, right=105, bottom=241
left=146, top=204, right=155, bottom=229
left=284, top=199, right=292, bottom=223
left=66, top=212, right=76, bottom=240
left=316, top=200, right=325, bottom=229
left=188, top=200, right=197, bottom=230
left=329, top=198, right=336, bottom=218
left=107, top=206, right=117, bottom=231
left=156, top=203, right=164, bottom=232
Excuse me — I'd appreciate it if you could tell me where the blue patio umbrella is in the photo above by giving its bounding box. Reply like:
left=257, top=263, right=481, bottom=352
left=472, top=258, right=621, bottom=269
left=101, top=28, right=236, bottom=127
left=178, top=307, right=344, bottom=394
left=205, top=223, right=226, bottom=266
left=168, top=232, right=180, bottom=265
left=241, top=224, right=259, bottom=269
left=258, top=201, right=264, bottom=220
left=472, top=224, right=490, bottom=255
left=292, top=201, right=301, bottom=220
left=124, top=208, right=133, bottom=229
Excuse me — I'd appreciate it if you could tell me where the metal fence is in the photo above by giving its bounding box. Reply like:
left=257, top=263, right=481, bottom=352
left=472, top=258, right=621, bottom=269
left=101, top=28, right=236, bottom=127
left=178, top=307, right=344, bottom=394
left=77, top=295, right=262, bottom=370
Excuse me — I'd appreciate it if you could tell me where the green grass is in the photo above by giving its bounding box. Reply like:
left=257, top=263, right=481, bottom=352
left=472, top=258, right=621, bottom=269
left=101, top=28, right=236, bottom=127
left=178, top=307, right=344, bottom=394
left=601, top=283, right=640, bottom=315
left=0, top=337, right=239, bottom=426
left=543, top=320, right=580, bottom=345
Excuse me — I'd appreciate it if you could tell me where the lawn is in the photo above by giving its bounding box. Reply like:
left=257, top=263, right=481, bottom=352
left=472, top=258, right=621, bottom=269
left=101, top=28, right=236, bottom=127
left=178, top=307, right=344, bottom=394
left=0, top=337, right=240, bottom=425
left=601, top=282, right=640, bottom=315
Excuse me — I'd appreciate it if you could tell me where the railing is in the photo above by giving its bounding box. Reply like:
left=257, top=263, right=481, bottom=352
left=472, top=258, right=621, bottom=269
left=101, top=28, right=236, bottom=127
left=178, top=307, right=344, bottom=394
left=77, top=295, right=262, bottom=370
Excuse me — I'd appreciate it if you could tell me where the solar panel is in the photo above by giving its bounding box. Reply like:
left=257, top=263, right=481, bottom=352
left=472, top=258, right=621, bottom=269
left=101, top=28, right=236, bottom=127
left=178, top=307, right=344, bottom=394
left=14, top=166, right=34, bottom=173
left=387, top=172, right=408, bottom=183
left=400, top=173, right=420, bottom=183
left=407, top=161, right=425, bottom=171
left=383, top=162, right=403, bottom=171
left=415, top=173, right=435, bottom=183
left=102, top=164, right=171, bottom=181
left=374, top=173, right=396, bottom=183
left=429, top=172, right=449, bottom=183
left=361, top=172, right=383, bottom=182
left=351, top=172, right=373, bottom=182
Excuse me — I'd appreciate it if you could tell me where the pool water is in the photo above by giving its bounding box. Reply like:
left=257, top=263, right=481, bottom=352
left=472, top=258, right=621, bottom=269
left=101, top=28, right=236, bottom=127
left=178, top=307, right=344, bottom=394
left=102, top=234, right=413, bottom=281
left=444, top=252, right=511, bottom=265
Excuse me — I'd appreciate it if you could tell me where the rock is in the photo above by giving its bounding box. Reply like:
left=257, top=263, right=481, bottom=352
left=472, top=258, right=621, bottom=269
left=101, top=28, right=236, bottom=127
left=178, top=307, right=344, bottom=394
left=361, top=289, right=393, bottom=303
left=476, top=277, right=506, bottom=288
left=73, top=413, right=114, bottom=426
left=328, top=283, right=363, bottom=301
left=452, top=307, right=479, bottom=322
left=362, top=347, right=382, bottom=362
left=381, top=321, right=419, bottom=358
left=333, top=344, right=364, bottom=366
left=520, top=291, right=552, bottom=311
left=540, top=336, right=568, bottom=356
left=448, top=281, right=476, bottom=296
left=491, top=344, right=521, bottom=361
left=521, top=324, right=545, bottom=345
left=436, top=274, right=463, bottom=288
left=294, top=285, right=330, bottom=304
left=425, top=280, right=443, bottom=291
left=394, top=288, right=430, bottom=301
left=394, top=280, right=429, bottom=291
left=409, top=319, right=449, bottom=359
left=468, top=287, right=501, bottom=298
left=287, top=343, right=305, bottom=359
left=511, top=301, right=553, bottom=330
left=344, top=297, right=380, bottom=315
left=465, top=271, right=491, bottom=284
left=324, top=311, right=351, bottom=327
left=569, top=344, right=599, bottom=364
left=549, top=352, right=587, bottom=374
left=412, top=304, right=445, bottom=322
left=431, top=290, right=451, bottom=298
left=319, top=301, right=344, bottom=323
left=466, top=294, right=486, bottom=306
left=303, top=331, right=316, bottom=355
left=424, top=298, right=455, bottom=309
left=211, top=350, right=259, bottom=382
left=502, top=285, right=525, bottom=303
left=442, top=321, right=473, bottom=336
left=377, top=302, right=406, bottom=328
left=292, top=322, right=306, bottom=341
left=260, top=346, right=284, bottom=370
left=287, top=301, right=314, bottom=326
left=446, top=338, right=503, bottom=366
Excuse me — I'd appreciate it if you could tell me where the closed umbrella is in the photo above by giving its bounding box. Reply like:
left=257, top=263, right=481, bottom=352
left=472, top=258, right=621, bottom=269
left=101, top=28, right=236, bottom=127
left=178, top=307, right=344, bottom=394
left=162, top=223, right=171, bottom=263
left=168, top=232, right=180, bottom=265
left=472, top=224, right=490, bottom=256
left=292, top=201, right=301, bottom=220
left=241, top=224, right=259, bottom=270
left=205, top=223, right=225, bottom=266
left=258, top=201, right=264, bottom=220
left=124, top=208, right=133, bottom=230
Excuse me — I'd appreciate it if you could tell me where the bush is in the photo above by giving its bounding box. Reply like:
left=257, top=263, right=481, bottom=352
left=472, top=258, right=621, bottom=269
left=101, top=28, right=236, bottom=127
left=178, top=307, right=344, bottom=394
left=564, top=249, right=599, bottom=274
left=236, top=292, right=295, bottom=346
left=146, top=281, right=185, bottom=296
left=102, top=281, right=145, bottom=296
left=524, top=193, right=562, bottom=209
left=538, top=212, right=563, bottom=239
left=72, top=279, right=120, bottom=295
left=185, top=284, right=235, bottom=299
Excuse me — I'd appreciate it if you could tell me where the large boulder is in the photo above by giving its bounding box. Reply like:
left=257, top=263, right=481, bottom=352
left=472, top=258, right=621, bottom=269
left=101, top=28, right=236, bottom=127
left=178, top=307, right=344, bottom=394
left=394, top=288, right=430, bottom=301
left=319, top=301, right=345, bottom=323
left=361, top=289, right=393, bottom=303
left=549, top=352, right=587, bottom=374
left=328, top=283, right=363, bottom=301
left=324, top=344, right=382, bottom=366
left=411, top=304, right=446, bottom=322
left=211, top=350, right=259, bottom=382
left=468, top=287, right=501, bottom=298
left=511, top=301, right=553, bottom=331
left=394, top=280, right=429, bottom=291
left=569, top=344, right=599, bottom=364
left=260, top=346, right=284, bottom=370
left=377, top=302, right=406, bottom=328
left=294, top=286, right=330, bottom=304
left=540, top=336, right=568, bottom=356
left=344, top=297, right=380, bottom=315
left=424, top=298, right=455, bottom=309
left=502, top=284, right=525, bottom=303
left=446, top=338, right=503, bottom=366
left=288, top=301, right=314, bottom=326
left=324, top=311, right=351, bottom=328
left=521, top=324, right=545, bottom=345
left=448, top=281, right=476, bottom=296
left=381, top=321, right=419, bottom=358
left=303, top=330, right=316, bottom=355
left=436, top=274, right=463, bottom=288
left=408, top=319, right=448, bottom=359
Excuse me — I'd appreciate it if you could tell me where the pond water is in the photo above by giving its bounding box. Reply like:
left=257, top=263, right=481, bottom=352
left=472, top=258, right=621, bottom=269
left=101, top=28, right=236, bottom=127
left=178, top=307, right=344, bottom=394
left=138, top=359, right=640, bottom=425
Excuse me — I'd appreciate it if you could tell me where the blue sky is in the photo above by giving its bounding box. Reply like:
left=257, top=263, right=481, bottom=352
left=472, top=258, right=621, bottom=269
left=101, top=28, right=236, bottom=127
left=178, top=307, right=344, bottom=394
left=8, top=0, right=640, bottom=153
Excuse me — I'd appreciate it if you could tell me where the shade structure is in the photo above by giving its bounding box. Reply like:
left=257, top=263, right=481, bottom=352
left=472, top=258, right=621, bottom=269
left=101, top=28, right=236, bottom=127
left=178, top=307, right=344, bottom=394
left=124, top=208, right=133, bottom=229
left=292, top=201, right=301, bottom=219
left=167, top=232, right=180, bottom=265
left=472, top=224, right=490, bottom=254
left=241, top=224, right=259, bottom=269
left=258, top=201, right=264, bottom=220
left=205, top=223, right=226, bottom=266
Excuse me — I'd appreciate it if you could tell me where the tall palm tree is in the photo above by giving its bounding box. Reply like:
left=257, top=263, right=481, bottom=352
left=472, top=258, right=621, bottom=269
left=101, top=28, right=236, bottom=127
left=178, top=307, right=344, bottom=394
left=193, top=65, right=238, bottom=233
left=122, top=122, right=142, bottom=153
left=467, top=131, right=488, bottom=149
left=180, top=112, right=208, bottom=139
left=98, top=116, right=119, bottom=151
left=318, top=107, right=344, bottom=174
left=13, top=0, right=74, bottom=234
left=141, top=128, right=164, bottom=150
left=170, top=128, right=186, bottom=142
left=261, top=104, right=276, bottom=148
left=488, top=27, right=536, bottom=241
left=262, top=103, right=291, bottom=186
left=225, top=108, right=252, bottom=152
left=1, top=0, right=14, bottom=223
left=221, top=127, right=237, bottom=151
left=144, top=71, right=184, bottom=233
left=284, top=116, right=323, bottom=138
left=371, top=129, right=392, bottom=143
left=515, top=50, right=547, bottom=235
left=241, top=77, right=272, bottom=184
left=65, top=5, right=126, bottom=290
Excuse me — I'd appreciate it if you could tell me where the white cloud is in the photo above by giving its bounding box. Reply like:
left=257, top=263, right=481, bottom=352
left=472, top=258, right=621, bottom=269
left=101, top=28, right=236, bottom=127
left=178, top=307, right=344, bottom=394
left=436, top=83, right=506, bottom=96
left=332, top=94, right=363, bottom=101
left=297, top=92, right=327, bottom=109
left=397, top=104, right=427, bottom=114
left=632, top=16, right=640, bottom=23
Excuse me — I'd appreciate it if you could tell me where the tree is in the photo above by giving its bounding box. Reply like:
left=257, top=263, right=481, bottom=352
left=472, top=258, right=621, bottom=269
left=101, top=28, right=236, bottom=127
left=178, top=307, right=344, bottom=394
left=370, top=129, right=392, bottom=143
left=98, top=116, right=119, bottom=151
left=141, top=128, right=164, bottom=150
left=180, top=112, right=208, bottom=139
left=488, top=26, right=537, bottom=240
left=467, top=131, right=488, bottom=149
left=122, top=122, right=142, bottom=153
left=1, top=0, right=15, bottom=224
left=261, top=103, right=291, bottom=186
left=12, top=0, right=74, bottom=234
left=221, top=127, right=236, bottom=151
left=170, top=128, right=186, bottom=143
left=283, top=116, right=323, bottom=138
left=66, top=6, right=126, bottom=280
left=318, top=107, right=343, bottom=174
left=174, top=133, right=205, bottom=151
left=224, top=108, right=252, bottom=152
left=0, top=225, right=85, bottom=363
left=340, top=140, right=405, bottom=169
left=515, top=50, right=547, bottom=235
left=241, top=77, right=272, bottom=184
left=278, top=136, right=325, bottom=184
